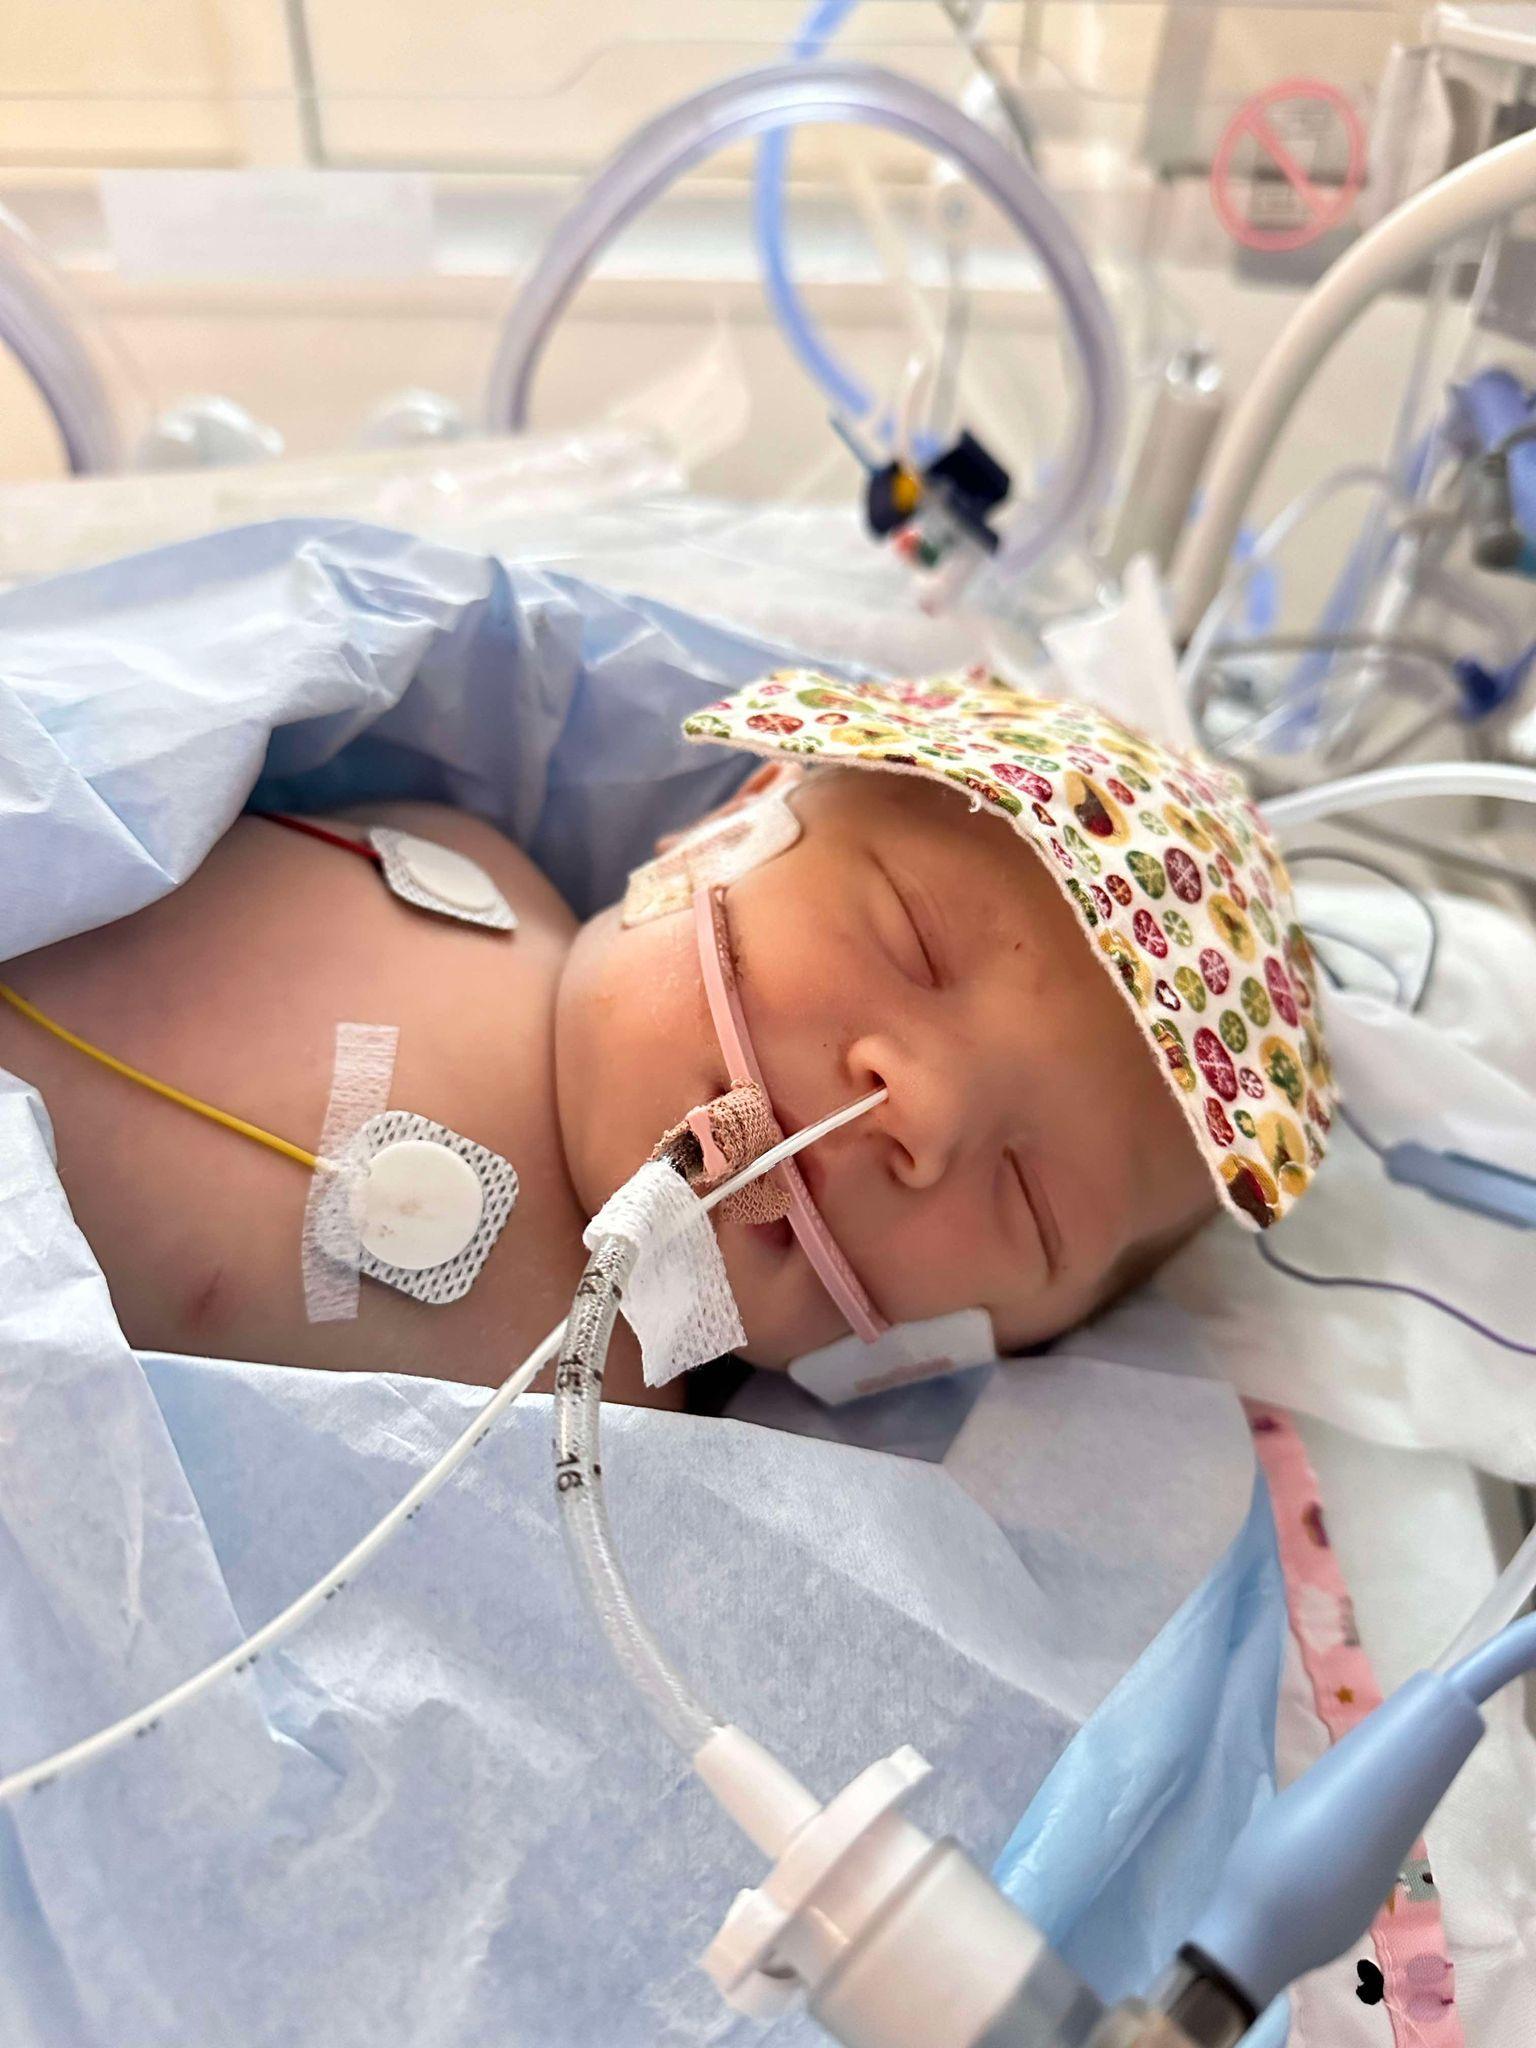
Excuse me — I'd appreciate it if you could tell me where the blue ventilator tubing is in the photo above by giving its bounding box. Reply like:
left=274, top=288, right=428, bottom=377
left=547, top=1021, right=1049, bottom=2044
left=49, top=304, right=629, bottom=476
left=753, top=0, right=881, bottom=433
left=1185, top=1673, right=1485, bottom=2014
left=1383, top=1140, right=1536, bottom=1227
left=1186, top=1615, right=1536, bottom=2015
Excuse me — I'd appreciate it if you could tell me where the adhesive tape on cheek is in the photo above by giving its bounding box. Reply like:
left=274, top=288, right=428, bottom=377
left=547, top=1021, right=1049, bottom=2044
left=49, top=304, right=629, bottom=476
left=788, top=1308, right=997, bottom=1407
left=621, top=791, right=801, bottom=927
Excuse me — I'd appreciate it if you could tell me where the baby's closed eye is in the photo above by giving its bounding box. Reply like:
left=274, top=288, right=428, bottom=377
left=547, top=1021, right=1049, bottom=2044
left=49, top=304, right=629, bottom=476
left=870, top=855, right=943, bottom=990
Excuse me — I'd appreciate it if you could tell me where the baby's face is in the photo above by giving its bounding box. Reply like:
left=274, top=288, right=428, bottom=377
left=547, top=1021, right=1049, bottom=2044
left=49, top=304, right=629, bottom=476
left=555, top=766, right=1214, bottom=1368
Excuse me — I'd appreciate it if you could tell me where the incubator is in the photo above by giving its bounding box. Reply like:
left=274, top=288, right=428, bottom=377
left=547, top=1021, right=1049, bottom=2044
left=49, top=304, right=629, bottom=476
left=5, top=6, right=1536, bottom=2047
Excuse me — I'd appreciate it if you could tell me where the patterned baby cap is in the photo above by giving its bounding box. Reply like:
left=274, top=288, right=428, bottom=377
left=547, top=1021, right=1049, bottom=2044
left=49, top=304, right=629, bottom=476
left=682, top=668, right=1335, bottom=1230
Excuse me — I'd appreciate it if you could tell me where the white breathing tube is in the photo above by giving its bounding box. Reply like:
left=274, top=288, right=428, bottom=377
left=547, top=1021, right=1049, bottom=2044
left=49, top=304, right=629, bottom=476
left=555, top=1090, right=887, bottom=1779
left=484, top=60, right=1125, bottom=591
left=1264, top=757, right=1536, bottom=829
left=0, top=1087, right=885, bottom=1807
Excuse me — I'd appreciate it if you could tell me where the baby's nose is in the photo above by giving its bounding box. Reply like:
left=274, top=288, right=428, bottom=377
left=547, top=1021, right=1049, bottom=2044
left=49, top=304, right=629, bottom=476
left=846, top=1032, right=973, bottom=1192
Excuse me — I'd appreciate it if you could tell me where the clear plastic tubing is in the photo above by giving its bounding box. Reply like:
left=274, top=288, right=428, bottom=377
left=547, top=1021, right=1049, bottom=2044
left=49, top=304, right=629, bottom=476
left=485, top=60, right=1124, bottom=589
left=0, top=208, right=121, bottom=474
left=1171, top=123, right=1536, bottom=641
left=1263, top=759, right=1536, bottom=831
left=554, top=1089, right=885, bottom=1762
left=1436, top=1523, right=1536, bottom=1674
left=552, top=1229, right=714, bottom=1750
left=1445, top=1610, right=1536, bottom=1704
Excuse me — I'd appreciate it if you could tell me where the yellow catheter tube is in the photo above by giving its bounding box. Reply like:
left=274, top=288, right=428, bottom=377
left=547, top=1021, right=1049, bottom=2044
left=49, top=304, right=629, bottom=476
left=0, top=982, right=320, bottom=1172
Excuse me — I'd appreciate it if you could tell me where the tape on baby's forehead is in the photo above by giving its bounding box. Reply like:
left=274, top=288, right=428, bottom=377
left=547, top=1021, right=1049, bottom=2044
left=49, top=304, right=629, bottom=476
left=621, top=789, right=801, bottom=927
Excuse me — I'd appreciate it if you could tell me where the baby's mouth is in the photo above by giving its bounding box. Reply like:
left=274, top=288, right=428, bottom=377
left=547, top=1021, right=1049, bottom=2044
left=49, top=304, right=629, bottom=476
left=749, top=1216, right=794, bottom=1252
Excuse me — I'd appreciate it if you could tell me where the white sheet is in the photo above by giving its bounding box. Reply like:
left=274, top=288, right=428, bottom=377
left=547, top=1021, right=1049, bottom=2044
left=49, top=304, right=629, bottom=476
left=1154, top=883, right=1536, bottom=1482
left=1085, top=876, right=1536, bottom=2047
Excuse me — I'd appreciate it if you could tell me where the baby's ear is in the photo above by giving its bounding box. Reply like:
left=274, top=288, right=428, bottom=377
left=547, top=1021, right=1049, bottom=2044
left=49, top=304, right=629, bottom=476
left=653, top=760, right=804, bottom=855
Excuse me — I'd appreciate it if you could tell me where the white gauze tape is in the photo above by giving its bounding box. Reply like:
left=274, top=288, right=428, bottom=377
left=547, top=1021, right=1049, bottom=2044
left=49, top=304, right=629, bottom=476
left=621, top=791, right=801, bottom=927
left=583, top=1160, right=746, bottom=1386
left=302, top=1022, right=400, bottom=1323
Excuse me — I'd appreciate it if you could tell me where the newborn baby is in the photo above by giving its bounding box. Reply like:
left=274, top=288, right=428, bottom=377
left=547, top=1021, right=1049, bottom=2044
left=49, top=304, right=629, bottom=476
left=0, top=672, right=1334, bottom=1409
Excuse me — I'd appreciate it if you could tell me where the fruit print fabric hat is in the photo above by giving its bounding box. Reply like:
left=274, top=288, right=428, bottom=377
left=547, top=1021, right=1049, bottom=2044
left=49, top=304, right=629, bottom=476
left=682, top=668, right=1335, bottom=1230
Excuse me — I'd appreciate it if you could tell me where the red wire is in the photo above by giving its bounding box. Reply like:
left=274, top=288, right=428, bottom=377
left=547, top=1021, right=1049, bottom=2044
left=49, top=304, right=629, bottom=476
left=254, top=811, right=384, bottom=866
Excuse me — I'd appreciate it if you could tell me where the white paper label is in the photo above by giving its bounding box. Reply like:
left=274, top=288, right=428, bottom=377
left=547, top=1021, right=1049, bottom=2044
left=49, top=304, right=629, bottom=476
left=100, top=171, right=435, bottom=280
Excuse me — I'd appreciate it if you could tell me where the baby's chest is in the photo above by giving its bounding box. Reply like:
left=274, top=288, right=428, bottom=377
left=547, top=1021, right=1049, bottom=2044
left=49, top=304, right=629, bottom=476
left=0, top=807, right=587, bottom=1376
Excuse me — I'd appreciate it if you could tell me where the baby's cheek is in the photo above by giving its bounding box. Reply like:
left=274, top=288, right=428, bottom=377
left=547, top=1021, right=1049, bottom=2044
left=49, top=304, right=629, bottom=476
left=847, top=1207, right=989, bottom=1325
left=717, top=1227, right=843, bottom=1369
left=561, top=908, right=723, bottom=1207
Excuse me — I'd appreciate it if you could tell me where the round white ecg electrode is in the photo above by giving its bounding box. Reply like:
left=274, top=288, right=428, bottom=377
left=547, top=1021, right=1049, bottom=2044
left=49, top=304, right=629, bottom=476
left=394, top=835, right=501, bottom=914
left=358, top=1139, right=486, bottom=1270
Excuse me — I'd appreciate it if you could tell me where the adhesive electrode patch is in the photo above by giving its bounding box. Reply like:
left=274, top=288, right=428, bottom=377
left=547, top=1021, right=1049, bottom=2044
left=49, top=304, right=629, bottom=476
left=345, top=1111, right=518, bottom=1305
left=359, top=1140, right=485, bottom=1270
left=369, top=828, right=517, bottom=933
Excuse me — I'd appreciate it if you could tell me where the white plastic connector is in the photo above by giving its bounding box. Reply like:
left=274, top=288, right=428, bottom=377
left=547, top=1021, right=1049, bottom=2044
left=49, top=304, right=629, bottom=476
left=810, top=1843, right=1054, bottom=2048
left=698, top=1737, right=1052, bottom=2045
left=701, top=1744, right=933, bottom=2018
left=693, top=1723, right=822, bottom=1858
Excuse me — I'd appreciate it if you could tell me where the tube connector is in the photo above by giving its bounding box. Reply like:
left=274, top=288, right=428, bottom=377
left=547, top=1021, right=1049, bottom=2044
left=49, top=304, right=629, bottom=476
left=1469, top=450, right=1525, bottom=570
left=700, top=1742, right=1063, bottom=2045
left=1182, top=1671, right=1485, bottom=2017
left=701, top=1744, right=936, bottom=2018
left=692, top=1723, right=821, bottom=1858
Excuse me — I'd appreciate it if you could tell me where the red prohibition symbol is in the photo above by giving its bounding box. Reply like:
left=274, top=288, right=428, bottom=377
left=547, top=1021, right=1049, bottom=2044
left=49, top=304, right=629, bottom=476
left=1211, top=77, right=1366, bottom=253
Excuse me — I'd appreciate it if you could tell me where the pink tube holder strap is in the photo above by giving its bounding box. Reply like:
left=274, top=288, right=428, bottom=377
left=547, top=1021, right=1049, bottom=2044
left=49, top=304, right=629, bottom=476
left=693, top=883, right=888, bottom=1346
left=1250, top=1406, right=1465, bottom=2048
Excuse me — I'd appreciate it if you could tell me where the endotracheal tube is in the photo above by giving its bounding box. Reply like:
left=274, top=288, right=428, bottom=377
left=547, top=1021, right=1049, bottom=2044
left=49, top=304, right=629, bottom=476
left=552, top=1090, right=1202, bottom=2048
left=552, top=1088, right=884, bottom=1773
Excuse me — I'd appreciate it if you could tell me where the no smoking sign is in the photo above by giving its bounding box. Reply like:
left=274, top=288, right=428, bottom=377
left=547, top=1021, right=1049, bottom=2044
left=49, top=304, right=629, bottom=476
left=1211, top=77, right=1365, bottom=253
